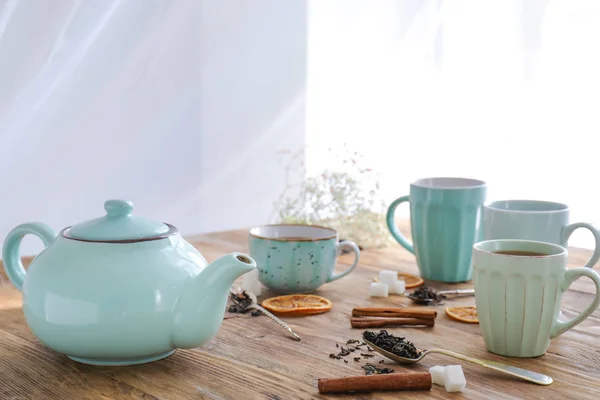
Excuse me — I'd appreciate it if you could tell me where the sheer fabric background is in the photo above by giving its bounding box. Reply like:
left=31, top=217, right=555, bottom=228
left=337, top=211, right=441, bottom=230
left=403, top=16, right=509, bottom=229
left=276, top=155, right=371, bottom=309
left=0, top=0, right=597, bottom=255
left=0, top=0, right=306, bottom=254
left=309, top=0, right=600, bottom=250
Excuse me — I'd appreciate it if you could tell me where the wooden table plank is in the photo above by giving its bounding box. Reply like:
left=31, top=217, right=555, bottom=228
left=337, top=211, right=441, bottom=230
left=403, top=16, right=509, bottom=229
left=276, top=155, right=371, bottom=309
left=0, top=328, right=154, bottom=400
left=1, top=219, right=600, bottom=399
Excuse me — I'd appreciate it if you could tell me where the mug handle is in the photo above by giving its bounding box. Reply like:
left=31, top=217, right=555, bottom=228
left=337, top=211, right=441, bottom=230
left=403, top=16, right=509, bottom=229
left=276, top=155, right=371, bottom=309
left=328, top=240, right=360, bottom=282
left=549, top=267, right=600, bottom=338
left=386, top=195, right=414, bottom=254
left=562, top=222, right=600, bottom=268
left=2, top=222, right=56, bottom=291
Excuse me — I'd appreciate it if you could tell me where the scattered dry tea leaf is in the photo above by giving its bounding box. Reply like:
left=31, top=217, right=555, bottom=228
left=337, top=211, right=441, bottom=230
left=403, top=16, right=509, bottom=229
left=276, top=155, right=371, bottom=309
left=445, top=306, right=479, bottom=324
left=261, top=294, right=332, bottom=316
left=373, top=272, right=424, bottom=289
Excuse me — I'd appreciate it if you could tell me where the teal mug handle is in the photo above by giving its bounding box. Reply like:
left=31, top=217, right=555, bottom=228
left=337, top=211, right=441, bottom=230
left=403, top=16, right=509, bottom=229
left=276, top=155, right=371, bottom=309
left=386, top=195, right=414, bottom=254
left=2, top=222, right=56, bottom=291
left=328, top=240, right=360, bottom=282
left=562, top=222, right=600, bottom=268
left=550, top=267, right=600, bottom=338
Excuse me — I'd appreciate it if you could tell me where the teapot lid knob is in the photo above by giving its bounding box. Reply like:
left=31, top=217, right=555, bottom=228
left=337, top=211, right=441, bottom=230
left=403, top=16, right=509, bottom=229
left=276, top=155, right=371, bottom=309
left=105, top=200, right=134, bottom=217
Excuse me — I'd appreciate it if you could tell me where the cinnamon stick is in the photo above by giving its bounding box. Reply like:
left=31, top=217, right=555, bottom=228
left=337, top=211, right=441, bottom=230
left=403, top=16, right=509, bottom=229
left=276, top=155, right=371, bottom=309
left=350, top=317, right=435, bottom=329
left=352, top=307, right=437, bottom=320
left=318, top=372, right=432, bottom=394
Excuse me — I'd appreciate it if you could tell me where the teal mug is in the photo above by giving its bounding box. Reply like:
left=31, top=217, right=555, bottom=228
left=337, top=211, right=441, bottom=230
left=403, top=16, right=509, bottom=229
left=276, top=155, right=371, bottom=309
left=386, top=177, right=487, bottom=282
left=248, top=224, right=360, bottom=294
left=483, top=200, right=600, bottom=269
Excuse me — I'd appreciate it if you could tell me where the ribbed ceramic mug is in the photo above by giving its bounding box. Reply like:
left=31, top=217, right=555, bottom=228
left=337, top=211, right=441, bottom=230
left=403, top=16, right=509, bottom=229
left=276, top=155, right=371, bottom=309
left=473, top=239, right=600, bottom=358
left=386, top=177, right=487, bottom=282
left=483, top=199, right=600, bottom=269
left=248, top=224, right=360, bottom=294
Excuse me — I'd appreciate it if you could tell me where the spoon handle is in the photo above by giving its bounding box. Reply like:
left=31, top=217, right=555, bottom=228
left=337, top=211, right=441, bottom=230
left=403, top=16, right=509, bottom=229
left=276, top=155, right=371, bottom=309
left=253, top=304, right=302, bottom=341
left=438, top=289, right=475, bottom=296
left=428, top=348, right=552, bottom=386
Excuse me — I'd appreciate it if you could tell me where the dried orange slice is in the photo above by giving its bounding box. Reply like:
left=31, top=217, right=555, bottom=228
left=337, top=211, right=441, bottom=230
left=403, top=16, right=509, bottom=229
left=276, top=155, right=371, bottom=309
left=261, top=294, right=332, bottom=316
left=445, top=306, right=479, bottom=324
left=397, top=272, right=425, bottom=289
left=373, top=272, right=424, bottom=289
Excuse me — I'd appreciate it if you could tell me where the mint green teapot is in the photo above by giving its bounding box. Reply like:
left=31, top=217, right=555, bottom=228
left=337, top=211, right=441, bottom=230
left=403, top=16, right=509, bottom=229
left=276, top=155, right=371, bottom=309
left=2, top=199, right=256, bottom=366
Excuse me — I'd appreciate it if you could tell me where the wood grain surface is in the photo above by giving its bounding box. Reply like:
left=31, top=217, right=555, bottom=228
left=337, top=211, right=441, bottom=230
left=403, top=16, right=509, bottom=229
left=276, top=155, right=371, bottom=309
left=1, top=220, right=600, bottom=399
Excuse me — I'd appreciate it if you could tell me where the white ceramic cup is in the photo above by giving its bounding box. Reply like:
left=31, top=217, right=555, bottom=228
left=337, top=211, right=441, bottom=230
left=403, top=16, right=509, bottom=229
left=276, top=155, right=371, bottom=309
left=473, top=239, right=600, bottom=357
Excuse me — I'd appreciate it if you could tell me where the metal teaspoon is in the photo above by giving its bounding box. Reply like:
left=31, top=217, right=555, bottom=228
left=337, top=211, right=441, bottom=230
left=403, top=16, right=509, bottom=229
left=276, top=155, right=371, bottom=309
left=229, top=287, right=301, bottom=341
left=363, top=337, right=552, bottom=386
left=407, top=288, right=475, bottom=305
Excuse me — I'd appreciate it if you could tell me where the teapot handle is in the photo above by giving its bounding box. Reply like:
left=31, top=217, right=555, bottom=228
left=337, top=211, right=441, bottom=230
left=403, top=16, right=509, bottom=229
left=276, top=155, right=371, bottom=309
left=2, top=222, right=56, bottom=291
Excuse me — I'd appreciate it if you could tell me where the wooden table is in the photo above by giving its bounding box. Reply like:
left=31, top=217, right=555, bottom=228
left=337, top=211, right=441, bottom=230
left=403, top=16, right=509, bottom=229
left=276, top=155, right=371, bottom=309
left=1, top=221, right=599, bottom=399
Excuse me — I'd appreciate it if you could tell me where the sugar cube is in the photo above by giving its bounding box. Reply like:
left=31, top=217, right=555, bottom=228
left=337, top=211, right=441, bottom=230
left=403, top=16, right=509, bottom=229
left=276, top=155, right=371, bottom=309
left=389, top=280, right=405, bottom=295
left=242, top=269, right=262, bottom=296
left=443, top=365, right=467, bottom=392
left=379, top=270, right=398, bottom=287
left=428, top=366, right=446, bottom=386
left=369, top=282, right=389, bottom=297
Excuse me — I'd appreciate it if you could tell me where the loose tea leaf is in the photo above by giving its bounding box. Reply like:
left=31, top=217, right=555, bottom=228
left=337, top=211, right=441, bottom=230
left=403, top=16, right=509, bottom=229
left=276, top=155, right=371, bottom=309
left=362, top=363, right=395, bottom=375
left=363, top=330, right=422, bottom=359
left=330, top=346, right=353, bottom=360
left=329, top=336, right=390, bottom=368
left=228, top=291, right=255, bottom=314
left=410, top=286, right=446, bottom=304
left=228, top=305, right=242, bottom=313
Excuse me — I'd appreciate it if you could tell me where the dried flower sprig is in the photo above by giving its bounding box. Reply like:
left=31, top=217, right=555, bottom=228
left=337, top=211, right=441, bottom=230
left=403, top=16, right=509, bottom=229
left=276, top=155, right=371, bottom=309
left=270, top=145, right=393, bottom=249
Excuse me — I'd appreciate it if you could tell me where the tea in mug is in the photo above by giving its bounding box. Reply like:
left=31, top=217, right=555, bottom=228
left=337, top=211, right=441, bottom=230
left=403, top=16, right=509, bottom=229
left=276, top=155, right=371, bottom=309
left=492, top=250, right=548, bottom=257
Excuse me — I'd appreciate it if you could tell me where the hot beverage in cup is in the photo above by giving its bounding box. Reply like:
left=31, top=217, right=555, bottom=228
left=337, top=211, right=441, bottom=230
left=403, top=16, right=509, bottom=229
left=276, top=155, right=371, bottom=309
left=473, top=239, right=600, bottom=358
left=248, top=224, right=360, bottom=294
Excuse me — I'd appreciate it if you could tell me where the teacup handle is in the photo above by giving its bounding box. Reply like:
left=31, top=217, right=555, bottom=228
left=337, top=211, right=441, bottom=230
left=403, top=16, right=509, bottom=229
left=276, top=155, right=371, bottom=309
left=562, top=222, right=600, bottom=268
left=386, top=195, right=414, bottom=254
left=550, top=267, right=600, bottom=338
left=328, top=241, right=360, bottom=282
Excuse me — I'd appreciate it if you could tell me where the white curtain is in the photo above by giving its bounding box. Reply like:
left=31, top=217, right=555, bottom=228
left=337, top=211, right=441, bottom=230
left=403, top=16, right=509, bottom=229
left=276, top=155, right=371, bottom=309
left=1, top=0, right=598, bottom=254
left=0, top=0, right=306, bottom=255
left=307, top=0, right=600, bottom=249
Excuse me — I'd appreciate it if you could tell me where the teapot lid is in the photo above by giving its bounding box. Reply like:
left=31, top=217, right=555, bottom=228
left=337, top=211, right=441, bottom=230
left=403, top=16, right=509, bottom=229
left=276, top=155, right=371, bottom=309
left=65, top=200, right=173, bottom=242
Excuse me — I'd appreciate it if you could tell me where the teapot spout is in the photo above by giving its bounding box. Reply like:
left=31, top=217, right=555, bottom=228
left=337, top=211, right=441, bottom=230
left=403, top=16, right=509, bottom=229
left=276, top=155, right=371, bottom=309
left=171, top=252, right=256, bottom=349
